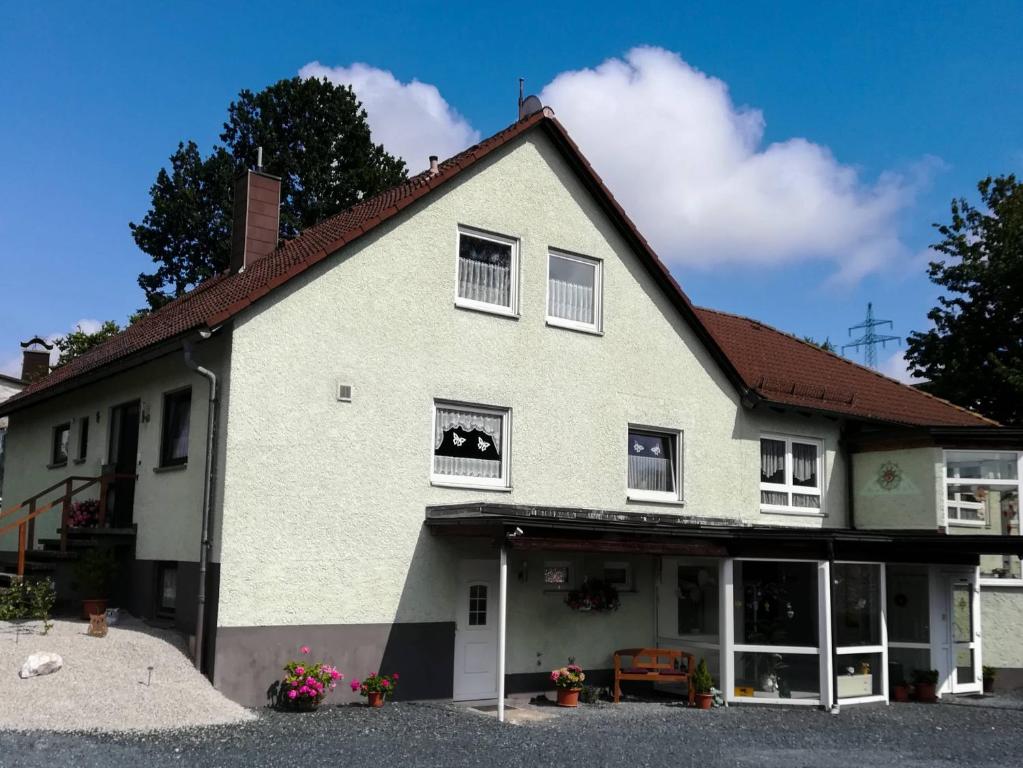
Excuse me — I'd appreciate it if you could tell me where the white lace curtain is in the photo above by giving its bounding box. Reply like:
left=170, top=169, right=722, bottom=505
left=760, top=439, right=785, bottom=483
left=458, top=247, right=511, bottom=307
left=168, top=402, right=190, bottom=461
left=792, top=443, right=818, bottom=486
left=629, top=454, right=673, bottom=492
left=548, top=277, right=594, bottom=324
left=434, top=407, right=502, bottom=479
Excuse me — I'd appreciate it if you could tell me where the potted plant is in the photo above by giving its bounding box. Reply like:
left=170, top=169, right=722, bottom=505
left=911, top=669, right=939, bottom=703
left=68, top=499, right=101, bottom=529
left=983, top=666, right=996, bottom=694
left=72, top=548, right=117, bottom=619
left=351, top=672, right=399, bottom=707
left=891, top=676, right=910, bottom=702
left=278, top=645, right=343, bottom=711
left=691, top=658, right=714, bottom=709
left=551, top=664, right=586, bottom=707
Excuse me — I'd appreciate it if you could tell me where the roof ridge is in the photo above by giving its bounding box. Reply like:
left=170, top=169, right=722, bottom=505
left=694, top=305, right=999, bottom=426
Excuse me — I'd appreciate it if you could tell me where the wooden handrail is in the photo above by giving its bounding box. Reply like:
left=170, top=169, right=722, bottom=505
left=0, top=473, right=136, bottom=578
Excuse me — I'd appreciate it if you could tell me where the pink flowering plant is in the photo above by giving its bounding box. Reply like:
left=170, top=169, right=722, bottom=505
left=68, top=499, right=101, bottom=528
left=279, top=645, right=343, bottom=710
left=551, top=664, right=585, bottom=690
left=349, top=671, right=399, bottom=700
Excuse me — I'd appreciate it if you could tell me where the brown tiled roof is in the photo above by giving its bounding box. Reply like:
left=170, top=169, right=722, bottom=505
left=0, top=110, right=998, bottom=429
left=695, top=307, right=996, bottom=427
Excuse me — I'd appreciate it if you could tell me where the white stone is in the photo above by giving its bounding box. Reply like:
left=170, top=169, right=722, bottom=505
left=18, top=652, right=63, bottom=679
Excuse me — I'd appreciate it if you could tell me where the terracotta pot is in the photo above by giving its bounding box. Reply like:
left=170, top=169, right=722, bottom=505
left=695, top=693, right=714, bottom=710
left=915, top=682, right=937, bottom=703
left=81, top=598, right=107, bottom=620
left=892, top=685, right=910, bottom=702
left=556, top=687, right=581, bottom=707
left=367, top=691, right=386, bottom=708
left=291, top=696, right=321, bottom=712
left=983, top=677, right=995, bottom=695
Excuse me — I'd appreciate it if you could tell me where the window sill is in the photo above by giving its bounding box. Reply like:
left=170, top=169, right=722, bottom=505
left=545, top=318, right=603, bottom=336
left=47, top=461, right=68, bottom=470
left=454, top=301, right=519, bottom=320
left=759, top=507, right=826, bottom=518
left=154, top=463, right=187, bottom=474
left=979, top=579, right=1023, bottom=588
left=72, top=458, right=87, bottom=465
left=948, top=520, right=986, bottom=528
left=626, top=492, right=685, bottom=507
left=430, top=479, right=512, bottom=493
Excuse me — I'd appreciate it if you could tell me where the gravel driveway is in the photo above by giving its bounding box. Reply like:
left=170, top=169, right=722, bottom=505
left=2, top=699, right=1022, bottom=768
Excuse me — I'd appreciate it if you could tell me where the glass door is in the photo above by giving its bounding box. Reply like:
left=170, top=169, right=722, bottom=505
left=949, top=577, right=981, bottom=693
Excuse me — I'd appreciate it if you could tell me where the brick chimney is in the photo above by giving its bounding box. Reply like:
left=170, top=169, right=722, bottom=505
left=230, top=161, right=281, bottom=274
left=20, top=337, right=53, bottom=383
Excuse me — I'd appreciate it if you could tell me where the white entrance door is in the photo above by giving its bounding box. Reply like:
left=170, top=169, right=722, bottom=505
left=453, top=559, right=498, bottom=701
left=947, top=575, right=982, bottom=694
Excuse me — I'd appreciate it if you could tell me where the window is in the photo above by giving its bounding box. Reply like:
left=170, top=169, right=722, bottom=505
left=432, top=402, right=510, bottom=488
left=677, top=563, right=718, bottom=639
left=760, top=435, right=823, bottom=514
left=833, top=563, right=885, bottom=701
left=603, top=561, right=633, bottom=591
left=159, top=389, right=192, bottom=467
left=547, top=250, right=601, bottom=332
left=157, top=563, right=177, bottom=618
left=51, top=423, right=70, bottom=466
left=455, top=228, right=518, bottom=315
left=627, top=427, right=681, bottom=502
left=945, top=450, right=1021, bottom=581
left=76, top=416, right=89, bottom=461
left=468, top=584, right=488, bottom=626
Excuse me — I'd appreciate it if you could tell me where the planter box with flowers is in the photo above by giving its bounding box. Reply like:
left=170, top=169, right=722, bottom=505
left=278, top=645, right=344, bottom=711
left=351, top=672, right=399, bottom=707
left=551, top=664, right=586, bottom=707
left=565, top=578, right=620, bottom=613
left=69, top=499, right=101, bottom=528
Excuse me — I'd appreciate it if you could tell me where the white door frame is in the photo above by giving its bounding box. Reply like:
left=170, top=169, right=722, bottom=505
left=943, top=568, right=982, bottom=695
left=452, top=558, right=499, bottom=702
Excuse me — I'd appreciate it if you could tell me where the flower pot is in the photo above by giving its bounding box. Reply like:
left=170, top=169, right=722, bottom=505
left=983, top=677, right=995, bottom=695
left=556, top=687, right=582, bottom=707
left=915, top=682, right=937, bottom=703
left=367, top=691, right=386, bottom=708
left=892, top=685, right=910, bottom=703
left=291, top=696, right=321, bottom=712
left=695, top=693, right=714, bottom=710
left=81, top=598, right=108, bottom=620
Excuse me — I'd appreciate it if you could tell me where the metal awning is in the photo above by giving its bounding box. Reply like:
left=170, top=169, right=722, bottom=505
left=426, top=502, right=1023, bottom=564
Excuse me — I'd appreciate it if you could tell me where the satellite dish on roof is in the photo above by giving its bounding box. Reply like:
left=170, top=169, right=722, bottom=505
left=519, top=94, right=543, bottom=119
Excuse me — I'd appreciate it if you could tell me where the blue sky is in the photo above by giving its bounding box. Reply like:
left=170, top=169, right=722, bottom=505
left=1, top=1, right=1021, bottom=378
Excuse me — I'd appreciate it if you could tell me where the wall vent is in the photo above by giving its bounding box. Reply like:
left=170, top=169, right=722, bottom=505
left=336, top=383, right=353, bottom=402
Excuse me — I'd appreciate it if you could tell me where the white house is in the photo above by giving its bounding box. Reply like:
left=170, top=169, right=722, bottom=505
left=2, top=108, right=1021, bottom=710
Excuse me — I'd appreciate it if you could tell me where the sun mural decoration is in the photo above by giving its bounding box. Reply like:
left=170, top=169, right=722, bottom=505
left=877, top=461, right=903, bottom=491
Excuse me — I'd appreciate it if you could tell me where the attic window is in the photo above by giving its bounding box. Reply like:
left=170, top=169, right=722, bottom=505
left=432, top=402, right=510, bottom=488
left=760, top=434, right=823, bottom=515
left=455, top=228, right=518, bottom=316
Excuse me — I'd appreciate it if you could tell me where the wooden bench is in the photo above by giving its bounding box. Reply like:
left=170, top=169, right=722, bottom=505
left=613, top=647, right=696, bottom=705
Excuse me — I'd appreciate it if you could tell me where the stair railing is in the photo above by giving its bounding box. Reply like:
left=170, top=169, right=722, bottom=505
left=0, top=473, right=135, bottom=577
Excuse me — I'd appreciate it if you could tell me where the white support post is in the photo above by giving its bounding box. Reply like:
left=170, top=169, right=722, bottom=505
left=721, top=558, right=734, bottom=704
left=497, top=545, right=508, bottom=723
left=819, top=560, right=834, bottom=709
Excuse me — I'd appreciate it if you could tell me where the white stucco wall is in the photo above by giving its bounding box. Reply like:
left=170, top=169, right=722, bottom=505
left=1, top=339, right=225, bottom=563
left=852, top=447, right=943, bottom=530
left=216, top=130, right=849, bottom=641
left=981, top=587, right=1023, bottom=668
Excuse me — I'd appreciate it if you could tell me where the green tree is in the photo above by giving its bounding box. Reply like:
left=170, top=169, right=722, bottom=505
left=906, top=175, right=1023, bottom=425
left=132, top=77, right=407, bottom=309
left=53, top=321, right=122, bottom=366
left=803, top=336, right=836, bottom=353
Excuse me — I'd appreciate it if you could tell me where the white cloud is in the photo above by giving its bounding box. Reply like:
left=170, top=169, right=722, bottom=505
left=879, top=349, right=923, bottom=385
left=299, top=62, right=479, bottom=173
left=538, top=47, right=931, bottom=280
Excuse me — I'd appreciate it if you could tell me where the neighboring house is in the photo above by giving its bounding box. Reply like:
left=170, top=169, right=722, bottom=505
left=0, top=371, right=26, bottom=505
left=1, top=108, right=1021, bottom=710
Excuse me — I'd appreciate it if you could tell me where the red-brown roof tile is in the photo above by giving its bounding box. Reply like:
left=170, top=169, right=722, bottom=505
left=0, top=111, right=998, bottom=429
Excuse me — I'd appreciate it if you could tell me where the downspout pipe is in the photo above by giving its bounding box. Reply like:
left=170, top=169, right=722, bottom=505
left=183, top=335, right=218, bottom=673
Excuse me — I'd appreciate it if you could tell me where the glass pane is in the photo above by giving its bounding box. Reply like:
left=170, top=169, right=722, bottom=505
left=833, top=563, right=881, bottom=647
left=956, top=647, right=975, bottom=685
left=468, top=584, right=487, bottom=626
left=886, top=566, right=930, bottom=644
left=677, top=564, right=719, bottom=642
left=946, top=481, right=1022, bottom=579
left=458, top=233, right=512, bottom=307
left=163, top=392, right=191, bottom=463
left=434, top=406, right=503, bottom=479
left=159, top=567, right=177, bottom=610
left=54, top=425, right=69, bottom=463
left=836, top=652, right=883, bottom=698
left=734, top=561, right=818, bottom=647
left=792, top=442, right=818, bottom=488
left=628, top=430, right=675, bottom=493
left=760, top=439, right=785, bottom=484
left=761, top=490, right=789, bottom=506
left=889, top=647, right=930, bottom=688
left=951, top=583, right=972, bottom=643
left=792, top=493, right=821, bottom=509
left=946, top=451, right=1018, bottom=481
left=548, top=253, right=596, bottom=325
left=734, top=651, right=819, bottom=700
left=544, top=565, right=570, bottom=585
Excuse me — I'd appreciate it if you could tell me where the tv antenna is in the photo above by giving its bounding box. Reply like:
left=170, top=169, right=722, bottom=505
left=842, top=302, right=900, bottom=368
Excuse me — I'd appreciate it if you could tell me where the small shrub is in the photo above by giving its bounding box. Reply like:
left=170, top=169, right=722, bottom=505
left=691, top=658, right=714, bottom=695
left=350, top=671, right=400, bottom=700
left=68, top=499, right=101, bottom=528
left=578, top=685, right=605, bottom=704
left=983, top=665, right=996, bottom=681
left=72, top=548, right=117, bottom=596
left=0, top=578, right=56, bottom=633
left=911, top=668, right=938, bottom=686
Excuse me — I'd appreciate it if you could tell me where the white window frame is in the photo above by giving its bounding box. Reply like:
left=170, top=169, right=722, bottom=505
left=454, top=226, right=520, bottom=318
left=943, top=450, right=1023, bottom=586
left=759, top=433, right=824, bottom=516
left=543, top=560, right=575, bottom=592
left=626, top=424, right=683, bottom=504
left=603, top=561, right=633, bottom=591
left=545, top=249, right=603, bottom=334
left=832, top=561, right=888, bottom=705
left=430, top=400, right=511, bottom=491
